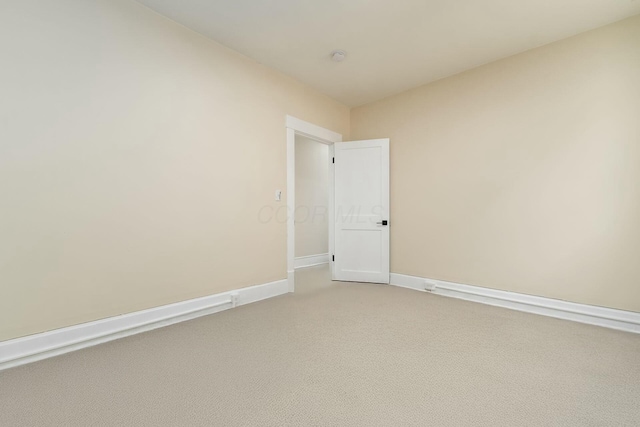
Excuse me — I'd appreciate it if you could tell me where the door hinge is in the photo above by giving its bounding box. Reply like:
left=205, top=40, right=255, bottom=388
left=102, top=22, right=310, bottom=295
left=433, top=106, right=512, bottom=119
left=332, top=157, right=335, bottom=164
left=332, top=255, right=335, bottom=262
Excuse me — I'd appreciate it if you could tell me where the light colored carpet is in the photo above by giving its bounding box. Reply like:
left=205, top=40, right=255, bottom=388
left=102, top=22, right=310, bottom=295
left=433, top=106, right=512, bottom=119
left=1, top=264, right=639, bottom=426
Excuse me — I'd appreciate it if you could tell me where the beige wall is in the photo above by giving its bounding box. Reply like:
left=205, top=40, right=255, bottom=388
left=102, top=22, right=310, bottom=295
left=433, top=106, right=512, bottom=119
left=1, top=2, right=637, bottom=343
left=295, top=137, right=329, bottom=258
left=351, top=15, right=640, bottom=312
left=0, top=0, right=349, bottom=341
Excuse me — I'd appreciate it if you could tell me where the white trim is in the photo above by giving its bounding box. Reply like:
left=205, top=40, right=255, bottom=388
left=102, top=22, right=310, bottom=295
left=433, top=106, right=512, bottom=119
left=287, top=270, right=295, bottom=293
left=286, top=116, right=342, bottom=144
left=0, top=279, right=288, bottom=371
left=286, top=115, right=342, bottom=292
left=286, top=127, right=296, bottom=292
left=389, top=273, right=429, bottom=292
left=390, top=273, right=640, bottom=334
left=294, top=253, right=330, bottom=269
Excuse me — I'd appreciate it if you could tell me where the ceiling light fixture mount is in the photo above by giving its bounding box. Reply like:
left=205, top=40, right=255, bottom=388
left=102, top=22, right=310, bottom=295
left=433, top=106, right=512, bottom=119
left=330, top=50, right=346, bottom=62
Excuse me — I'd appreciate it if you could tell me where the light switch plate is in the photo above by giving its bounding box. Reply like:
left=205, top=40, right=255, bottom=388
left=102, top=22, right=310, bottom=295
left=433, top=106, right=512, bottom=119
left=275, top=190, right=282, bottom=201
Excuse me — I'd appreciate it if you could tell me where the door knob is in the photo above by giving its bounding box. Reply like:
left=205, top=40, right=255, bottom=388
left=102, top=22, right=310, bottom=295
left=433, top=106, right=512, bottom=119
left=377, top=220, right=388, bottom=226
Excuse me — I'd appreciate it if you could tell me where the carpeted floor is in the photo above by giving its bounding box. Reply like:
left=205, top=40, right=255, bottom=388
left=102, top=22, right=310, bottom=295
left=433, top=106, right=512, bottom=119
left=1, top=264, right=639, bottom=426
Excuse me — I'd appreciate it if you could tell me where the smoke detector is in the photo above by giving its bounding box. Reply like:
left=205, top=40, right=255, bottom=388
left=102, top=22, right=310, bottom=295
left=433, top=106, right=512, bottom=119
left=330, top=50, right=346, bottom=62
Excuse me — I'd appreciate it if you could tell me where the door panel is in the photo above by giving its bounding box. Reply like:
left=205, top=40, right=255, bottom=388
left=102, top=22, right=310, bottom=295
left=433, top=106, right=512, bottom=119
left=333, top=139, right=389, bottom=284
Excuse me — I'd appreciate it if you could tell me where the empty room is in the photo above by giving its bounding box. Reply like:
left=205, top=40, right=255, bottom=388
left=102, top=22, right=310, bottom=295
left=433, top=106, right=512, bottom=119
left=1, top=0, right=639, bottom=425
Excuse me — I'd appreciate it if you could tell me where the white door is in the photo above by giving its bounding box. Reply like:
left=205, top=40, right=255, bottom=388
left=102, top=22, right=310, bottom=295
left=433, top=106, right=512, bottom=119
left=333, top=139, right=389, bottom=283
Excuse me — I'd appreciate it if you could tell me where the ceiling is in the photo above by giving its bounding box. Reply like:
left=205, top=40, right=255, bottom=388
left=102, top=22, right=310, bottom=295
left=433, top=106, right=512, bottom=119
left=137, top=0, right=640, bottom=107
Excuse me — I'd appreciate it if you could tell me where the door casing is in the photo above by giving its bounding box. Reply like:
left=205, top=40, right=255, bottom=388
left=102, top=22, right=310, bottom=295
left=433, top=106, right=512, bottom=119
left=286, top=116, right=341, bottom=292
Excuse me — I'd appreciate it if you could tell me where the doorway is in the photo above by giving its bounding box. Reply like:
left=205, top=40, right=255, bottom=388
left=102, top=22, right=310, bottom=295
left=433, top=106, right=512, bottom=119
left=286, top=116, right=339, bottom=292
left=286, top=116, right=390, bottom=292
left=294, top=135, right=330, bottom=269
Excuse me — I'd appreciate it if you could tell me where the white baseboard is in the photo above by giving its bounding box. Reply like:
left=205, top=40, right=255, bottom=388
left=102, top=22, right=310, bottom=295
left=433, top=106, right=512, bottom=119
left=390, top=273, right=640, bottom=334
left=0, top=278, right=288, bottom=371
left=294, top=253, right=329, bottom=269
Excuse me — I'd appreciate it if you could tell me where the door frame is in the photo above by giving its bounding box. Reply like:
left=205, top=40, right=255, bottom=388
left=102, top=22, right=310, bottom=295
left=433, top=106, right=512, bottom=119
left=286, top=115, right=342, bottom=292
